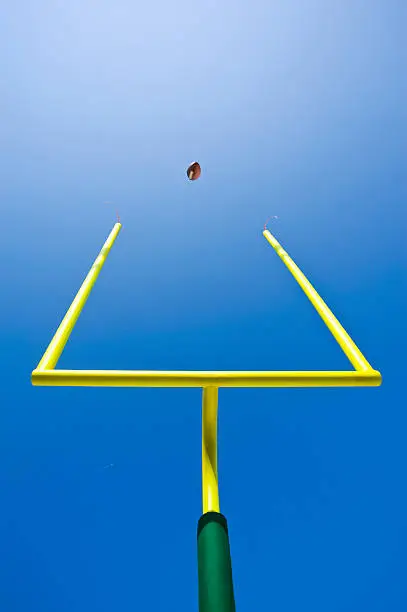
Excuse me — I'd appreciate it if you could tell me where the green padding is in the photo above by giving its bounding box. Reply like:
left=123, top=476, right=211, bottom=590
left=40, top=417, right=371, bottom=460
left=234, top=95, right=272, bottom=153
left=197, top=512, right=236, bottom=612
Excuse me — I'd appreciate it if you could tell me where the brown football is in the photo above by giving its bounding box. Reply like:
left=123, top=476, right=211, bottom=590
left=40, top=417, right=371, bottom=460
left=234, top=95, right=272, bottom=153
left=187, top=161, right=201, bottom=181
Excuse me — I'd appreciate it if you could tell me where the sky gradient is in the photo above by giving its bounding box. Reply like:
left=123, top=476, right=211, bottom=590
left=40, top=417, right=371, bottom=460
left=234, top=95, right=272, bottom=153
left=1, top=1, right=406, bottom=610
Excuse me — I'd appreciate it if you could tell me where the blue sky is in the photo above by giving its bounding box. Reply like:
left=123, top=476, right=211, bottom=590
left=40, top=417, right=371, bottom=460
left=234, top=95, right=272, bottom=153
left=1, top=1, right=406, bottom=610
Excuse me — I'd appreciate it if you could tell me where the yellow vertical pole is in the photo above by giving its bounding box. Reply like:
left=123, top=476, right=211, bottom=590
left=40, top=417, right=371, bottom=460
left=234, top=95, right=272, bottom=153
left=263, top=229, right=373, bottom=371
left=202, top=386, right=220, bottom=514
left=199, top=386, right=235, bottom=611
left=37, top=223, right=122, bottom=371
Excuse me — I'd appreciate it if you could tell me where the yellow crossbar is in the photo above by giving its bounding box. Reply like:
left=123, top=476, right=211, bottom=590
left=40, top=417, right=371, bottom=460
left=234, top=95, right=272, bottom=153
left=32, top=369, right=380, bottom=387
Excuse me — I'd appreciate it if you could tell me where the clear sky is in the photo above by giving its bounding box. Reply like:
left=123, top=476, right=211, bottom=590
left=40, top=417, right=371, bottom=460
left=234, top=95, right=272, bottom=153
left=1, top=1, right=406, bottom=610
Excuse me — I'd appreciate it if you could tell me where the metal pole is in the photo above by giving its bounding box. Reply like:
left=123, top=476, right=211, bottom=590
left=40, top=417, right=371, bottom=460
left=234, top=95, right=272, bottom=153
left=262, top=229, right=373, bottom=371
left=198, top=387, right=235, bottom=612
left=36, top=223, right=122, bottom=371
